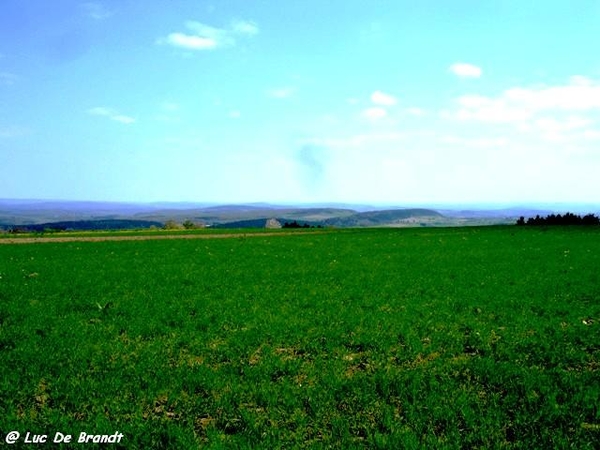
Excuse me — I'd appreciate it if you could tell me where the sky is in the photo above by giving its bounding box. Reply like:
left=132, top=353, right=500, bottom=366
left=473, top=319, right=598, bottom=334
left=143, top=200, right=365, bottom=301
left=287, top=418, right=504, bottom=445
left=1, top=1, right=600, bottom=206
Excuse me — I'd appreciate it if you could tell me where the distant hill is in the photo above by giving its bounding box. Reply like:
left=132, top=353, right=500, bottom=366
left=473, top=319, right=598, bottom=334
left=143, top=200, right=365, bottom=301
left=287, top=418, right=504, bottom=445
left=210, top=209, right=444, bottom=229
left=0, top=200, right=162, bottom=226
left=212, top=218, right=280, bottom=229
left=3, top=199, right=597, bottom=230
left=323, top=209, right=444, bottom=227
left=3, top=219, right=163, bottom=232
left=130, top=206, right=355, bottom=225
left=212, top=218, right=322, bottom=229
left=438, top=208, right=554, bottom=219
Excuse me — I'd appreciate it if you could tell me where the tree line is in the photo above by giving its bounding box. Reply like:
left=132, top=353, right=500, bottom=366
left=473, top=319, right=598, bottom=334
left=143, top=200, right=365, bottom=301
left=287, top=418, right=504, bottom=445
left=282, top=221, right=323, bottom=229
left=516, top=212, right=600, bottom=226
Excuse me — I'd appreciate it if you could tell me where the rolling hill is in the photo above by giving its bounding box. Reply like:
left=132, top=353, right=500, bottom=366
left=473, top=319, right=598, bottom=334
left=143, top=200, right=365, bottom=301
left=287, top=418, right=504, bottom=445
left=3, top=199, right=586, bottom=231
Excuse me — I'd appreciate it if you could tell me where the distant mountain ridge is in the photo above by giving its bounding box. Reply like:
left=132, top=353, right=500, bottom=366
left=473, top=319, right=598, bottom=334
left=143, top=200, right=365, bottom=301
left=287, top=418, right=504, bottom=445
left=2, top=199, right=597, bottom=230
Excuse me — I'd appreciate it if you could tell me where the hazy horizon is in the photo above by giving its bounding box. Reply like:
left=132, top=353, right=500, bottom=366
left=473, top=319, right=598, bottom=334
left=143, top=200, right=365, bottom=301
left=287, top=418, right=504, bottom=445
left=2, top=1, right=600, bottom=205
left=2, top=197, right=599, bottom=214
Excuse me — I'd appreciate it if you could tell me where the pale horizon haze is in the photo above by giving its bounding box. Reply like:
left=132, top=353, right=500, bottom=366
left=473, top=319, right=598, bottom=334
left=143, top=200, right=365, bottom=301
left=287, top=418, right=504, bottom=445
left=1, top=1, right=600, bottom=206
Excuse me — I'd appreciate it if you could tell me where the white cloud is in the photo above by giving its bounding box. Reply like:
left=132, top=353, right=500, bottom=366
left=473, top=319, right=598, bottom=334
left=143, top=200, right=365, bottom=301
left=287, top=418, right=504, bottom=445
left=355, top=91, right=398, bottom=121
left=161, top=19, right=258, bottom=51
left=450, top=96, right=533, bottom=123
left=370, top=90, right=397, bottom=106
left=88, top=107, right=135, bottom=124
left=503, top=76, right=600, bottom=111
left=534, top=116, right=592, bottom=133
left=449, top=77, right=600, bottom=126
left=449, top=63, right=482, bottom=78
left=166, top=33, right=218, bottom=50
left=229, top=110, right=241, bottom=119
left=530, top=116, right=595, bottom=142
left=111, top=115, right=136, bottom=124
left=361, top=107, right=387, bottom=120
left=185, top=21, right=233, bottom=46
left=442, top=76, right=600, bottom=152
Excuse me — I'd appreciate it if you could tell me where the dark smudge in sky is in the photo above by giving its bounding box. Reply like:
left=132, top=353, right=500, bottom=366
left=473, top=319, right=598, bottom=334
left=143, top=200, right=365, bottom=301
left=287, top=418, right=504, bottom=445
left=296, top=144, right=327, bottom=187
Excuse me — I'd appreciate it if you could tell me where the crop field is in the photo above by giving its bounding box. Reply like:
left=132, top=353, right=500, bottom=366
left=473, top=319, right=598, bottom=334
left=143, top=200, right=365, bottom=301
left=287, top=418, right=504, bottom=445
left=1, top=226, right=599, bottom=448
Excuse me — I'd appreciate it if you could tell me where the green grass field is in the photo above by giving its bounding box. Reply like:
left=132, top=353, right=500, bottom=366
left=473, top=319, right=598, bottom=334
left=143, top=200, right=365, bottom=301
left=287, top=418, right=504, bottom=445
left=1, top=227, right=599, bottom=448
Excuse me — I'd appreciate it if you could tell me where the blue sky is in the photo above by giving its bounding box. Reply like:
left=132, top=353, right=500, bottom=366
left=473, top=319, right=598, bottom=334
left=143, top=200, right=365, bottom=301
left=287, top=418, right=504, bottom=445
left=1, top=1, right=600, bottom=205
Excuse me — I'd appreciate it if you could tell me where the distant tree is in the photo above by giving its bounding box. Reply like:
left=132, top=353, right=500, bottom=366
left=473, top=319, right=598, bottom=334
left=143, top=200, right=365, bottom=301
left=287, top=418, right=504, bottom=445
left=163, top=220, right=181, bottom=230
left=564, top=212, right=578, bottom=225
left=517, top=212, right=600, bottom=226
left=582, top=213, right=600, bottom=226
left=283, top=220, right=316, bottom=229
left=182, top=220, right=198, bottom=230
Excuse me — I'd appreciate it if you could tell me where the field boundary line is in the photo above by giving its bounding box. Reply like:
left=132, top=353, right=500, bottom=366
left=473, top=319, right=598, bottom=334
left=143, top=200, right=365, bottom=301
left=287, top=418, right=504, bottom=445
left=0, top=231, right=325, bottom=244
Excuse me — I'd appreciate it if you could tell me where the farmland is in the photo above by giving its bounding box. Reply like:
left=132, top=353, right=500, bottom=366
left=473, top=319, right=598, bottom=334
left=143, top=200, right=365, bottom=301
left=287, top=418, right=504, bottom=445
left=1, top=226, right=599, bottom=448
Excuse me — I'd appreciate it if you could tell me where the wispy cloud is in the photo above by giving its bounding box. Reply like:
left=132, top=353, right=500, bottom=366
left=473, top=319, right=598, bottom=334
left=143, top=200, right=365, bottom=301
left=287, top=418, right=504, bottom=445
left=160, top=19, right=259, bottom=51
left=154, top=101, right=182, bottom=123
left=361, top=107, right=387, bottom=120
left=0, top=126, right=31, bottom=138
left=406, top=107, right=426, bottom=116
left=582, top=130, right=600, bottom=141
left=81, top=2, right=113, bottom=20
left=449, top=94, right=531, bottom=123
left=449, top=76, right=600, bottom=124
left=449, top=62, right=482, bottom=78
left=306, top=132, right=408, bottom=149
left=503, top=76, right=600, bottom=111
left=111, top=115, right=136, bottom=124
left=88, top=107, right=135, bottom=124
left=439, top=135, right=509, bottom=149
left=0, top=72, right=18, bottom=86
left=267, top=87, right=296, bottom=99
left=445, top=76, right=600, bottom=142
left=161, top=102, right=180, bottom=112
left=370, top=90, right=397, bottom=106
left=231, top=19, right=259, bottom=36
left=360, top=90, right=397, bottom=120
